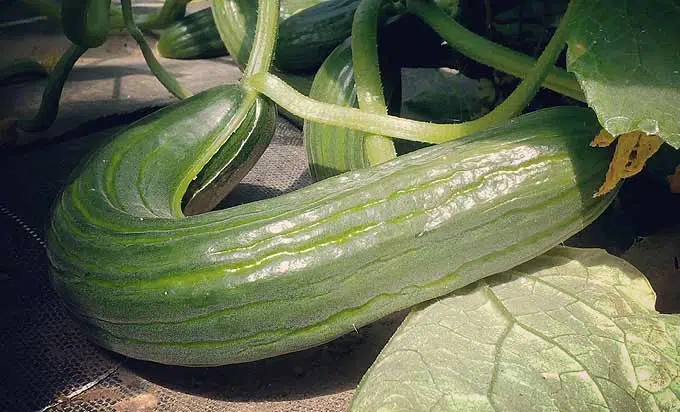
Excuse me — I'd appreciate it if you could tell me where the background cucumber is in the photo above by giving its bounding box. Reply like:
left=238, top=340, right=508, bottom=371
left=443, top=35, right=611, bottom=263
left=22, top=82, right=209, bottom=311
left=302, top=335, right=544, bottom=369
left=157, top=8, right=228, bottom=59
left=212, top=0, right=359, bottom=73
left=158, top=1, right=331, bottom=60
left=48, top=106, right=614, bottom=366
left=274, top=0, right=359, bottom=72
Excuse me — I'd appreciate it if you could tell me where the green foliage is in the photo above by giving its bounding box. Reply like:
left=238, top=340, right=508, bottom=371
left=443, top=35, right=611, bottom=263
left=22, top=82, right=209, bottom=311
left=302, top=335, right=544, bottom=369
left=353, top=247, right=680, bottom=411
left=566, top=0, right=680, bottom=147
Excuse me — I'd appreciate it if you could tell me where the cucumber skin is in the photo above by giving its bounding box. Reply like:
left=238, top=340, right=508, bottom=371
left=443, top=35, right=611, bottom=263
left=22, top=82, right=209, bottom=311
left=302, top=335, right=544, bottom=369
left=212, top=0, right=358, bottom=73
left=304, top=38, right=369, bottom=180
left=304, top=38, right=402, bottom=180
left=61, top=0, right=111, bottom=48
left=158, top=8, right=228, bottom=59
left=48, top=106, right=614, bottom=366
left=156, top=1, right=334, bottom=60
left=275, top=0, right=359, bottom=72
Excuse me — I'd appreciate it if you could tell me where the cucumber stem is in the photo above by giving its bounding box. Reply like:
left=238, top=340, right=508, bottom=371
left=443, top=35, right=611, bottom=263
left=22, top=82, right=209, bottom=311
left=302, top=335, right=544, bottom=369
left=243, top=0, right=280, bottom=78
left=120, top=0, right=191, bottom=99
left=457, top=0, right=578, bottom=126
left=352, top=0, right=396, bottom=165
left=406, top=0, right=585, bottom=102
left=247, top=72, right=471, bottom=144
left=16, top=44, right=87, bottom=132
left=248, top=1, right=578, bottom=145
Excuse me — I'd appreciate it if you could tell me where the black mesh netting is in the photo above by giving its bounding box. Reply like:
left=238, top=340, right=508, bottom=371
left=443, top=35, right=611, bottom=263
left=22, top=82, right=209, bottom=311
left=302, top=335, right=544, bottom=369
left=0, top=117, right=403, bottom=412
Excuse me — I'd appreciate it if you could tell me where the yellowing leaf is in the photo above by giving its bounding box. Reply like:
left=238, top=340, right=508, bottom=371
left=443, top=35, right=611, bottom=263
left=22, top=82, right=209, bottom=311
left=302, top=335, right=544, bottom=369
left=594, top=131, right=663, bottom=196
left=589, top=129, right=616, bottom=147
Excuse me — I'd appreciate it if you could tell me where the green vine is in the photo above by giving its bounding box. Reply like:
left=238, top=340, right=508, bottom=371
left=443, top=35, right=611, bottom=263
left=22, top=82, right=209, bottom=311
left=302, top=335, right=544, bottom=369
left=16, top=44, right=87, bottom=132
left=407, top=0, right=585, bottom=102
left=121, top=0, right=191, bottom=99
left=248, top=0, right=576, bottom=145
left=352, top=0, right=397, bottom=165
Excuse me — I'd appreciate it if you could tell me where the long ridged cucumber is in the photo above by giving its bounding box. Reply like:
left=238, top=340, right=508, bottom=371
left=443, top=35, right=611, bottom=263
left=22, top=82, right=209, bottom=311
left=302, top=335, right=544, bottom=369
left=48, top=106, right=614, bottom=366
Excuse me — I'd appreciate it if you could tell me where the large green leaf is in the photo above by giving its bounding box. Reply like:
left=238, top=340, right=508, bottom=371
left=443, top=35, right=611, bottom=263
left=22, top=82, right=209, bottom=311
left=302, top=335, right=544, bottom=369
left=351, top=247, right=680, bottom=411
left=566, top=0, right=680, bottom=148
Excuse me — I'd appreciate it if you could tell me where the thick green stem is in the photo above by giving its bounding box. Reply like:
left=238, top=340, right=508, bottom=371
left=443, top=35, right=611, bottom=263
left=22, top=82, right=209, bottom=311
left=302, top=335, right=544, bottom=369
left=243, top=0, right=280, bottom=78
left=121, top=0, right=191, bottom=99
left=463, top=0, right=577, bottom=125
left=406, top=0, right=585, bottom=102
left=248, top=1, right=577, bottom=145
left=248, top=72, right=473, bottom=144
left=352, top=0, right=396, bottom=165
left=17, top=44, right=87, bottom=132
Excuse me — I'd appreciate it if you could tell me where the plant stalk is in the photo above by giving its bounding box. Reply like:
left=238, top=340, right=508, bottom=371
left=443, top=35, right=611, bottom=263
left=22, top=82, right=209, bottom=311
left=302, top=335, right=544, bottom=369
left=16, top=44, right=87, bottom=132
left=248, top=0, right=578, bottom=145
left=406, top=0, right=585, bottom=102
left=243, top=0, right=279, bottom=78
left=352, top=0, right=396, bottom=165
left=120, top=0, right=191, bottom=99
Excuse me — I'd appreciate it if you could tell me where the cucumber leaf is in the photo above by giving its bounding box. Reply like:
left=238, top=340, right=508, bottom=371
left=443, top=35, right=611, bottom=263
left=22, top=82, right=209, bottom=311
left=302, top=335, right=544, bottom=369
left=351, top=247, right=680, bottom=411
left=565, top=0, right=680, bottom=148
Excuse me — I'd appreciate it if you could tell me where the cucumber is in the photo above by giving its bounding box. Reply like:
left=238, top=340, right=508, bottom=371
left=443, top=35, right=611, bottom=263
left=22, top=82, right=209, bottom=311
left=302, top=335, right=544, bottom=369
left=275, top=0, right=359, bottom=72
left=157, top=8, right=228, bottom=60
left=281, top=0, right=331, bottom=19
left=48, top=105, right=615, bottom=366
left=304, top=38, right=401, bottom=180
left=157, top=1, right=332, bottom=60
left=182, top=87, right=277, bottom=214
left=304, top=39, right=368, bottom=180
left=212, top=0, right=361, bottom=73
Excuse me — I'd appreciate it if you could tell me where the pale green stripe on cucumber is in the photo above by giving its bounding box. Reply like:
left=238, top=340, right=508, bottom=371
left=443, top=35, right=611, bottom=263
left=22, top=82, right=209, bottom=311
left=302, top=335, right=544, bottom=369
left=47, top=104, right=615, bottom=366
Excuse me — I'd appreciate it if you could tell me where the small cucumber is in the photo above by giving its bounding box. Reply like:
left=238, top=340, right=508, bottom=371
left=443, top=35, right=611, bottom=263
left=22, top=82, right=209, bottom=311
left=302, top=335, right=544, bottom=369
left=157, top=1, right=332, bottom=60
left=304, top=38, right=401, bottom=180
left=275, top=0, right=359, bottom=72
left=158, top=8, right=228, bottom=60
left=212, top=0, right=361, bottom=73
